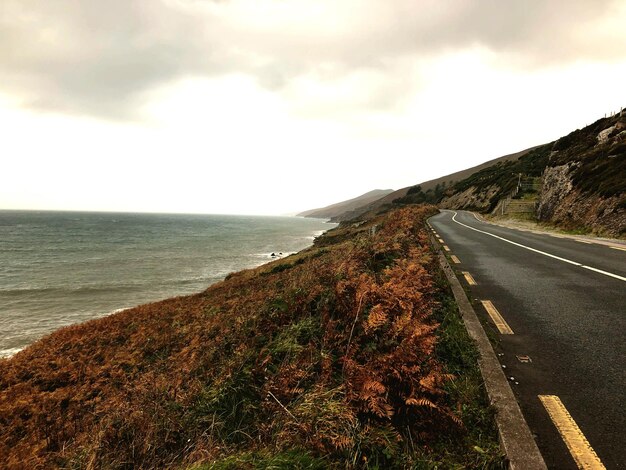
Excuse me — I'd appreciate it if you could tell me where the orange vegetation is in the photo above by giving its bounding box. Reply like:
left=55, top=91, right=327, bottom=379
left=0, top=206, right=483, bottom=469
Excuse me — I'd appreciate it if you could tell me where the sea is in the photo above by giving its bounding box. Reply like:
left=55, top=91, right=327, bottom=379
left=0, top=211, right=335, bottom=358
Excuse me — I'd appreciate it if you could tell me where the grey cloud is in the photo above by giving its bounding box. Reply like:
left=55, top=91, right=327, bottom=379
left=0, top=0, right=227, bottom=119
left=0, top=0, right=624, bottom=120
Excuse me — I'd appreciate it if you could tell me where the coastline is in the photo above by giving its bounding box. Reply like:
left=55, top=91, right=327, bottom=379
left=0, top=205, right=504, bottom=468
left=0, top=214, right=336, bottom=358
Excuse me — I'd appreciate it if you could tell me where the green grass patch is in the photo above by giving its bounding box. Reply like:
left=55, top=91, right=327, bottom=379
left=194, top=449, right=328, bottom=470
left=423, top=266, right=505, bottom=469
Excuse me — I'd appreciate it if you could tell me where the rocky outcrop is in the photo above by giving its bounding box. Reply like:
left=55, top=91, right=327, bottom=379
left=537, top=163, right=625, bottom=237
left=536, top=163, right=576, bottom=221
left=439, top=185, right=500, bottom=211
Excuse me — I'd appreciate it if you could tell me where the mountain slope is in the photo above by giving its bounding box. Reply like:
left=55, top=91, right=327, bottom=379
left=297, top=189, right=393, bottom=219
left=329, top=147, right=537, bottom=222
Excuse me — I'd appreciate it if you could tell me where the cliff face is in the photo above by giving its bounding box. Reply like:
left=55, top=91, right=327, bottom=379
left=536, top=162, right=575, bottom=219
left=537, top=162, right=626, bottom=237
left=537, top=182, right=626, bottom=236
left=534, top=112, right=626, bottom=237
left=438, top=185, right=500, bottom=212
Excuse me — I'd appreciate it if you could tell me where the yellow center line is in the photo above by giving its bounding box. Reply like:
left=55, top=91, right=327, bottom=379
left=461, top=271, right=477, bottom=285
left=610, top=246, right=626, bottom=252
left=480, top=300, right=514, bottom=334
left=539, top=395, right=605, bottom=469
left=443, top=245, right=451, bottom=252
left=450, top=255, right=461, bottom=264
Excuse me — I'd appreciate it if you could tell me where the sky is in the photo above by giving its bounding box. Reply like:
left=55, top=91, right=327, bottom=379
left=1, top=0, right=626, bottom=215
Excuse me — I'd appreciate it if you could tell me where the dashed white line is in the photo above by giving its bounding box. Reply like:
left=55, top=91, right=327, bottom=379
left=448, top=211, right=626, bottom=283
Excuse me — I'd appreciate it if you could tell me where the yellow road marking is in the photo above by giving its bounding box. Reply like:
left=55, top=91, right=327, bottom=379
left=443, top=245, right=451, bottom=252
left=450, top=255, right=461, bottom=264
left=480, top=300, right=514, bottom=334
left=462, top=271, right=477, bottom=285
left=539, top=395, right=605, bottom=469
left=610, top=246, right=626, bottom=252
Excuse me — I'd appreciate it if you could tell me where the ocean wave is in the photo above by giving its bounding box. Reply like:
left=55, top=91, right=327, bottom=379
left=0, top=347, right=24, bottom=358
left=0, top=283, right=149, bottom=296
left=0, top=212, right=335, bottom=357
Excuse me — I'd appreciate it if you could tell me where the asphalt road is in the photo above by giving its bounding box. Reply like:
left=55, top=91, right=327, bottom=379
left=430, top=210, right=625, bottom=470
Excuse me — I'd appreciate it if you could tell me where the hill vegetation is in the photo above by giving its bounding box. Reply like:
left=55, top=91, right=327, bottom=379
left=0, top=206, right=503, bottom=469
left=393, top=144, right=552, bottom=213
left=324, top=148, right=536, bottom=223
left=549, top=114, right=625, bottom=200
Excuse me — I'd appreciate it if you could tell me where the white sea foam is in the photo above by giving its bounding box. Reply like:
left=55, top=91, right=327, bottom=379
left=304, top=229, right=328, bottom=240
left=0, top=347, right=25, bottom=358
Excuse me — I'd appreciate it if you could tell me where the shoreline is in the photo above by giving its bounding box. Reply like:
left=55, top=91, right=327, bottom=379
left=1, top=220, right=336, bottom=359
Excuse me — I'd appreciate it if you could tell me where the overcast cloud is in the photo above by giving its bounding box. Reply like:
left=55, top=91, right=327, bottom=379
left=1, top=1, right=625, bottom=214
left=2, top=0, right=625, bottom=119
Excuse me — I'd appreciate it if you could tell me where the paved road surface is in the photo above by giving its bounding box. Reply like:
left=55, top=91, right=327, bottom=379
left=430, top=210, right=625, bottom=470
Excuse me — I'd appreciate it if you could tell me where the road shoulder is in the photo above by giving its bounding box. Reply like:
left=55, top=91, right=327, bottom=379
left=473, top=213, right=626, bottom=250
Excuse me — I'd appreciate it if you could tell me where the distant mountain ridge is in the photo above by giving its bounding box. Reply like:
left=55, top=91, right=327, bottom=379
left=297, top=189, right=394, bottom=219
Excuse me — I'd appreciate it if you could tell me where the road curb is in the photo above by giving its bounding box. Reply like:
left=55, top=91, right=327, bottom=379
left=428, top=225, right=547, bottom=470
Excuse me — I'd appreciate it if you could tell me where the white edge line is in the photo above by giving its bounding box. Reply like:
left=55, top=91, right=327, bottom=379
left=449, top=211, right=626, bottom=282
left=581, top=265, right=626, bottom=281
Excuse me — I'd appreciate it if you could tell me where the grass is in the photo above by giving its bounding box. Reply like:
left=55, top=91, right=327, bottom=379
left=193, top=449, right=328, bottom=470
